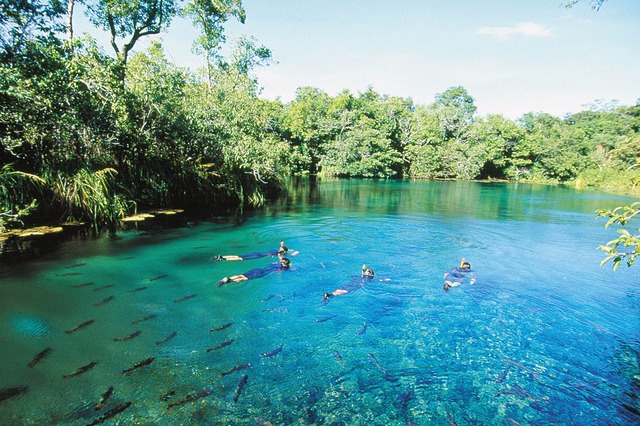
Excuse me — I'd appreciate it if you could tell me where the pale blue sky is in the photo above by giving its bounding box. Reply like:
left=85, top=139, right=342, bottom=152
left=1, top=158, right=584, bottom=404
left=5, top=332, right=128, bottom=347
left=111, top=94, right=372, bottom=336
left=77, top=1, right=640, bottom=119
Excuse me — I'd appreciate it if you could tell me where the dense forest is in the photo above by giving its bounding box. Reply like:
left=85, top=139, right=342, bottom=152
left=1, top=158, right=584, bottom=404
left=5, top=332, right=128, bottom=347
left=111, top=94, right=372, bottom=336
left=1, top=0, right=639, bottom=234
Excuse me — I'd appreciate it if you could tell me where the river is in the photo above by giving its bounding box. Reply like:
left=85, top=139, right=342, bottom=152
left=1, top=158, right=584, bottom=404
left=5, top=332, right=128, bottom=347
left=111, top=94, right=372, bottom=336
left=0, top=179, right=639, bottom=425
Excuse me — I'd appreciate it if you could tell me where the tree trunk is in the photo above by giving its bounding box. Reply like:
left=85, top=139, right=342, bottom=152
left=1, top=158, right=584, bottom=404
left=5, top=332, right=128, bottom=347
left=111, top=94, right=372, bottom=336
left=67, top=0, right=75, bottom=49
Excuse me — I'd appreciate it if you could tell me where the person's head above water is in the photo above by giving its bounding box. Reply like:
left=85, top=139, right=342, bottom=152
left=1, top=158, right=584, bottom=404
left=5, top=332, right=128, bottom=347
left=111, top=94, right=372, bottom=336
left=280, top=257, right=291, bottom=268
left=362, top=264, right=374, bottom=278
left=460, top=258, right=471, bottom=270
left=278, top=241, right=288, bottom=254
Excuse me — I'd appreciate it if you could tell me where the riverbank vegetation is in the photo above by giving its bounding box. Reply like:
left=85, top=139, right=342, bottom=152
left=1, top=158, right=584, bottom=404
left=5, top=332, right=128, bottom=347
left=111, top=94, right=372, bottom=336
left=1, top=0, right=639, bottom=233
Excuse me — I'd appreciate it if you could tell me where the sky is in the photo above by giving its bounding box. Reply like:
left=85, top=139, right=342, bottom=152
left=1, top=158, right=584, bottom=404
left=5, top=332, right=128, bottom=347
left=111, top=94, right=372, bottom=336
left=77, top=0, right=640, bottom=119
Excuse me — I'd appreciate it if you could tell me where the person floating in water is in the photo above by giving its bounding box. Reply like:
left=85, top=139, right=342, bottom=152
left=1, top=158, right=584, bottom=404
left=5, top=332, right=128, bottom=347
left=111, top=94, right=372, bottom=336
left=218, top=255, right=291, bottom=287
left=443, top=258, right=476, bottom=291
left=323, top=265, right=375, bottom=302
left=213, top=241, right=297, bottom=261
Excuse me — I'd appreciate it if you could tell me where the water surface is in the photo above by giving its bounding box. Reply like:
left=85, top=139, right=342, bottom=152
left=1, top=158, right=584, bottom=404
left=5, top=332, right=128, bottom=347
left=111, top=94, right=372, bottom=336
left=1, top=179, right=639, bottom=425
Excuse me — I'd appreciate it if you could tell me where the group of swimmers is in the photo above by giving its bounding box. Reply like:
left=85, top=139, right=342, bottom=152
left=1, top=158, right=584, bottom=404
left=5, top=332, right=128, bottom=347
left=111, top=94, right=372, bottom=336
left=214, top=241, right=477, bottom=294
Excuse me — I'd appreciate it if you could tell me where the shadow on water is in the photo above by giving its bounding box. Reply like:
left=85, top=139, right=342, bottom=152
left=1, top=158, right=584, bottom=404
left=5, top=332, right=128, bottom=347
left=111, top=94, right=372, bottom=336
left=0, top=178, right=639, bottom=425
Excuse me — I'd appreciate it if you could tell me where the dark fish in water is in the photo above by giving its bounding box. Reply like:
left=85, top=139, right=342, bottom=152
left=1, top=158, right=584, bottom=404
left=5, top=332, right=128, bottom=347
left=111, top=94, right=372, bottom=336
left=383, top=374, right=399, bottom=382
left=167, top=388, right=213, bottom=409
left=261, top=294, right=285, bottom=302
left=66, top=319, right=95, bottom=334
left=66, top=263, right=87, bottom=269
left=121, top=357, right=155, bottom=375
left=63, top=361, right=98, bottom=380
left=94, top=295, right=115, bottom=307
left=210, top=322, right=233, bottom=332
left=93, top=285, right=115, bottom=292
left=160, top=389, right=176, bottom=401
left=156, top=331, right=178, bottom=345
left=333, top=350, right=344, bottom=366
left=0, top=385, right=28, bottom=402
left=446, top=411, right=458, bottom=426
left=368, top=353, right=387, bottom=374
left=56, top=272, right=80, bottom=277
left=118, top=256, right=135, bottom=261
left=87, top=401, right=131, bottom=425
left=207, top=339, right=234, bottom=352
left=260, top=343, right=284, bottom=357
left=495, top=364, right=511, bottom=384
left=72, top=282, right=94, bottom=288
left=220, top=362, right=252, bottom=378
left=502, top=359, right=539, bottom=378
left=149, top=274, right=168, bottom=281
left=114, top=330, right=142, bottom=342
left=262, top=307, right=288, bottom=313
left=126, top=286, right=147, bottom=293
left=314, top=314, right=337, bottom=323
left=28, top=347, right=52, bottom=368
left=233, top=375, right=248, bottom=402
left=132, top=314, right=157, bottom=324
left=94, top=386, right=114, bottom=411
left=174, top=293, right=197, bottom=303
left=355, top=321, right=367, bottom=336
left=495, top=383, right=532, bottom=399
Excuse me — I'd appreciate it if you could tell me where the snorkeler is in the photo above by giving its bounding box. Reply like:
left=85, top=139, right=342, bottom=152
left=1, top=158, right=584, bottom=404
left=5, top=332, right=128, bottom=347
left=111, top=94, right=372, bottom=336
left=443, top=258, right=477, bottom=291
left=323, top=265, right=376, bottom=302
left=213, top=241, right=297, bottom=261
left=218, top=255, right=291, bottom=287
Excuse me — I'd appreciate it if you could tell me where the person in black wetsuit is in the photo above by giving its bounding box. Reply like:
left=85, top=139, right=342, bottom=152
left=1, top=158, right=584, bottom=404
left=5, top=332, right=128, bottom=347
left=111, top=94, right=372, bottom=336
left=443, top=258, right=477, bottom=291
left=218, top=255, right=291, bottom=287
left=323, top=265, right=375, bottom=301
left=213, top=241, right=294, bottom=261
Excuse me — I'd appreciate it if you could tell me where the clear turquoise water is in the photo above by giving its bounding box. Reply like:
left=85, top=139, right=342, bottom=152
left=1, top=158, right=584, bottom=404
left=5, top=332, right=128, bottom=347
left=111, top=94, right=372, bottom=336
left=1, top=179, right=639, bottom=425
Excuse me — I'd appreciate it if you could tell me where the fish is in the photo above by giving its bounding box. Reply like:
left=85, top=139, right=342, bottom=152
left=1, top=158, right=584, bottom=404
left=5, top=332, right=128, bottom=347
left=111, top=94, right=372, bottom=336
left=93, top=285, right=115, bottom=292
left=0, top=385, right=28, bottom=402
left=72, top=281, right=94, bottom=288
left=495, top=364, right=511, bottom=384
left=314, top=314, right=337, bottom=323
left=121, top=357, right=155, bottom=375
left=220, top=362, right=252, bottom=378
left=210, top=322, right=233, bottom=332
left=333, top=350, right=344, bottom=367
left=446, top=411, right=458, bottom=426
left=94, top=295, right=115, bottom=307
left=502, top=359, right=539, bottom=378
left=66, top=263, right=87, bottom=269
left=131, top=314, right=157, bottom=324
left=207, top=339, right=235, bottom=352
left=63, top=361, right=98, bottom=380
left=160, top=389, right=176, bottom=401
left=260, top=343, right=284, bottom=357
left=233, top=375, right=248, bottom=402
left=87, top=401, right=132, bottom=425
left=368, top=353, right=387, bottom=374
left=28, top=347, right=52, bottom=368
left=65, top=319, right=95, bottom=334
left=118, top=256, right=135, bottom=261
left=126, top=286, right=147, bottom=293
left=262, top=307, right=288, bottom=313
left=167, top=388, right=213, bottom=409
left=495, top=384, right=533, bottom=399
left=261, top=294, right=285, bottom=302
left=156, top=331, right=178, bottom=345
left=173, top=294, right=197, bottom=303
left=55, top=272, right=80, bottom=277
left=114, top=330, right=142, bottom=342
left=94, top=386, right=114, bottom=411
left=355, top=321, right=367, bottom=336
left=149, top=274, right=168, bottom=281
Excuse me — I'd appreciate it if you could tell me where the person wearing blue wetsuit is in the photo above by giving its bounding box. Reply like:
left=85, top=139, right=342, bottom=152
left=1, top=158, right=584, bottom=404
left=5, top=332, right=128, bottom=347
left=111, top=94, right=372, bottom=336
left=323, top=265, right=375, bottom=301
left=443, top=258, right=476, bottom=291
left=218, top=255, right=291, bottom=287
left=213, top=241, right=294, bottom=261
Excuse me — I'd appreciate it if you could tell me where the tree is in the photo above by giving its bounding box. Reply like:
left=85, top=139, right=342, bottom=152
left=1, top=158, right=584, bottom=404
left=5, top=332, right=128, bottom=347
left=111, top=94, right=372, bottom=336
left=565, top=0, right=607, bottom=10
left=597, top=202, right=639, bottom=270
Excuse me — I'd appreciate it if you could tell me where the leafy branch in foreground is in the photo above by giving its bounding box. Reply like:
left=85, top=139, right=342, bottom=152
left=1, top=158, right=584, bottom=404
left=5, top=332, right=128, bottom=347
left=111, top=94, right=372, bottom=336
left=597, top=201, right=640, bottom=270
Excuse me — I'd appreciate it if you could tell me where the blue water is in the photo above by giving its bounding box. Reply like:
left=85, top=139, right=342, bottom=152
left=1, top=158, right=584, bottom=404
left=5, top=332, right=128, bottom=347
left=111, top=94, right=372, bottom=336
left=0, top=179, right=639, bottom=425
